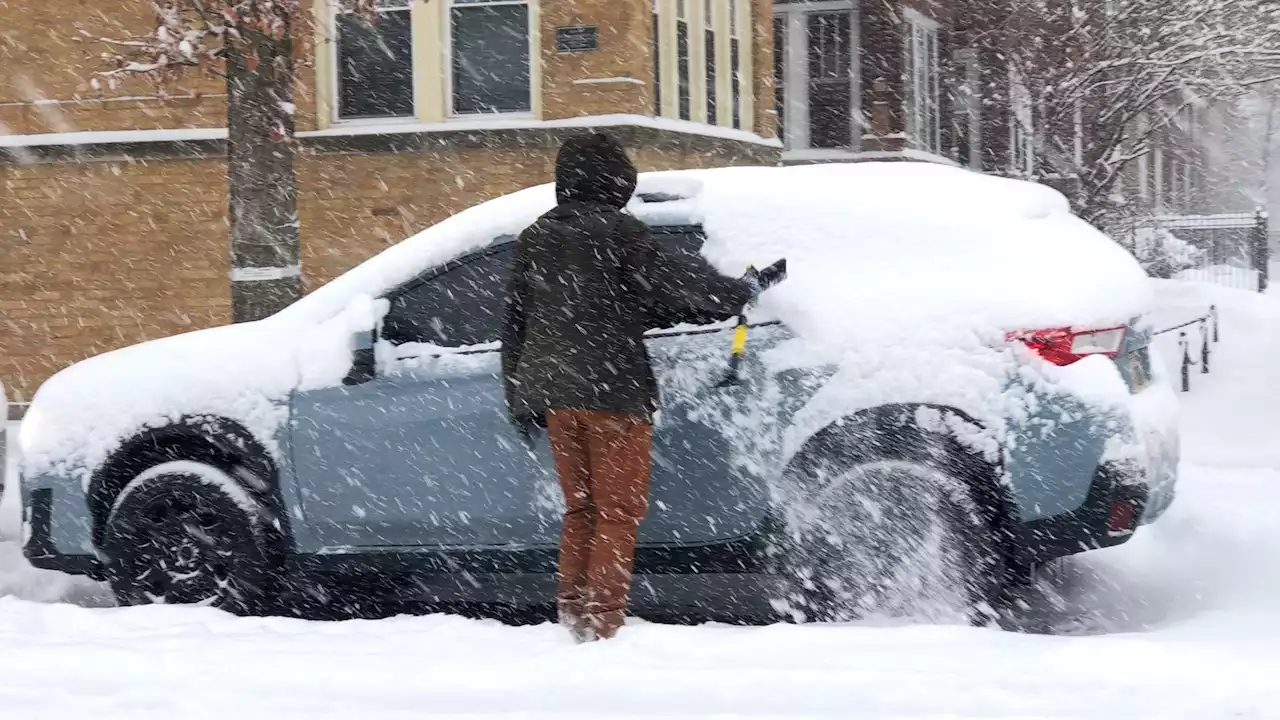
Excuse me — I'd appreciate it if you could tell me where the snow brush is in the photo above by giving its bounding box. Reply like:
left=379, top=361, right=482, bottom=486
left=719, top=258, right=787, bottom=387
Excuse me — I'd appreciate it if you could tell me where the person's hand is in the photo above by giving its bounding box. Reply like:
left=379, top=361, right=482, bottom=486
left=510, top=410, right=544, bottom=450
left=757, top=258, right=787, bottom=290
left=742, top=258, right=787, bottom=296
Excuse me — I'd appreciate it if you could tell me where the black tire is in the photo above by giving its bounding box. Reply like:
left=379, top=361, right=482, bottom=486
left=101, top=461, right=280, bottom=614
left=779, top=417, right=1006, bottom=625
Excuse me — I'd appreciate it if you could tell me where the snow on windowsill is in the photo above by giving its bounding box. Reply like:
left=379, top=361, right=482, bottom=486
left=0, top=127, right=226, bottom=148
left=783, top=147, right=962, bottom=167
left=0, top=115, right=780, bottom=149
left=298, top=114, right=783, bottom=147
left=571, top=77, right=646, bottom=85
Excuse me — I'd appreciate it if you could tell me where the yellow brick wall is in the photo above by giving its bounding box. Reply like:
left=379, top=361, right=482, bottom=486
left=540, top=0, right=653, bottom=120
left=0, top=157, right=230, bottom=400
left=0, top=1, right=226, bottom=134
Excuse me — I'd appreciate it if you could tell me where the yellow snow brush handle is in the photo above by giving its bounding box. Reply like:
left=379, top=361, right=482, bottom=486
left=731, top=321, right=748, bottom=356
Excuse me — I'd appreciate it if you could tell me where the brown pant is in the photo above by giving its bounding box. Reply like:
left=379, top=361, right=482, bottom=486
left=546, top=409, right=653, bottom=639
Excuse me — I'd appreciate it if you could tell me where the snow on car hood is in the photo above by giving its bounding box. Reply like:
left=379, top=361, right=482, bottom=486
left=20, top=162, right=1153, bottom=480
left=18, top=320, right=299, bottom=482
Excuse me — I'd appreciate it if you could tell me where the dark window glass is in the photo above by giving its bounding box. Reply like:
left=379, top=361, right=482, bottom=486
left=382, top=248, right=513, bottom=347
left=773, top=16, right=785, bottom=141
left=677, top=20, right=691, bottom=120
left=807, top=11, right=852, bottom=148
left=337, top=8, right=414, bottom=119
left=646, top=227, right=720, bottom=330
left=706, top=28, right=717, bottom=125
left=451, top=3, right=531, bottom=115
left=653, top=11, right=662, bottom=116
left=730, top=38, right=741, bottom=129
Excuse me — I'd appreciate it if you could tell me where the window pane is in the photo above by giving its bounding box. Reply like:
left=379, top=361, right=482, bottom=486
left=382, top=248, right=513, bottom=347
left=647, top=228, right=721, bottom=329
left=653, top=10, right=663, bottom=115
left=452, top=4, right=531, bottom=115
left=904, top=19, right=941, bottom=153
left=677, top=20, right=691, bottom=120
left=337, top=9, right=414, bottom=119
left=706, top=28, right=717, bottom=125
left=807, top=11, right=851, bottom=148
left=773, top=16, right=785, bottom=142
left=731, top=38, right=741, bottom=128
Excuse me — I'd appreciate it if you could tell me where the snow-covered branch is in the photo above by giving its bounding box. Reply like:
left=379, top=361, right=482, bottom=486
left=79, top=0, right=381, bottom=90
left=1007, top=0, right=1280, bottom=223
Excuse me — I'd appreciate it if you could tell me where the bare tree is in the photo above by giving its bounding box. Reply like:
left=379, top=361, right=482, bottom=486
left=81, top=1, right=379, bottom=322
left=1007, top=0, right=1280, bottom=227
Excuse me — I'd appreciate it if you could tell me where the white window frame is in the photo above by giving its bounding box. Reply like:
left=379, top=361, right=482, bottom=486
left=728, top=0, right=744, bottom=129
left=772, top=0, right=859, bottom=154
left=952, top=47, right=981, bottom=170
left=330, top=0, right=418, bottom=125
left=903, top=8, right=941, bottom=155
left=1009, top=66, right=1035, bottom=176
left=444, top=0, right=537, bottom=119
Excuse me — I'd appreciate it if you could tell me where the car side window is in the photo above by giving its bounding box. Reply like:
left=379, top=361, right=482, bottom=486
left=651, top=226, right=710, bottom=267
left=646, top=226, right=723, bottom=331
left=381, top=245, right=514, bottom=347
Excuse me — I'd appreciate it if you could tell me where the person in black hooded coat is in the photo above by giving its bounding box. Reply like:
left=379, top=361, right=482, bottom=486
left=500, top=133, right=754, bottom=641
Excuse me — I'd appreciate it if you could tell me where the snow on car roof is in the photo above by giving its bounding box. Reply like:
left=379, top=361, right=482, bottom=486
left=282, top=162, right=1152, bottom=346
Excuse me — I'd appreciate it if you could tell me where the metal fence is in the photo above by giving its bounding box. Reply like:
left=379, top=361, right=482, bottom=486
left=1134, top=211, right=1270, bottom=292
left=1153, top=306, right=1219, bottom=393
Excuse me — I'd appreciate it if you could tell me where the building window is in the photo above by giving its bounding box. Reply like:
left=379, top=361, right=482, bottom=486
left=951, top=48, right=981, bottom=169
left=904, top=10, right=940, bottom=154
left=653, top=0, right=663, bottom=116
left=807, top=11, right=853, bottom=148
left=677, top=0, right=691, bottom=120
left=773, top=1, right=855, bottom=152
left=730, top=0, right=743, bottom=129
left=450, top=0, right=532, bottom=116
left=1010, top=67, right=1035, bottom=176
left=336, top=0, right=414, bottom=120
left=706, top=0, right=717, bottom=125
left=773, top=15, right=786, bottom=140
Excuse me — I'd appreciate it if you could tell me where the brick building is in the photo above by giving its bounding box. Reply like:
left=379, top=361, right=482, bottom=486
left=0, top=0, right=779, bottom=402
left=768, top=0, right=1021, bottom=175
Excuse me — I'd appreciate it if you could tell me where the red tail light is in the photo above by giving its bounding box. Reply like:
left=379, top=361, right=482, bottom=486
left=1006, top=326, right=1127, bottom=366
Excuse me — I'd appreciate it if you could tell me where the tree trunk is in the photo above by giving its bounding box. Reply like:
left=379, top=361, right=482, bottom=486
left=226, top=25, right=301, bottom=323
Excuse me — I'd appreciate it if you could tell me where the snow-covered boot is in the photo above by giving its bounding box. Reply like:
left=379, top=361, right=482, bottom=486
left=558, top=598, right=595, bottom=644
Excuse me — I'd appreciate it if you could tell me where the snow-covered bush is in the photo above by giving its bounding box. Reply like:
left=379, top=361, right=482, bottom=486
left=1131, top=226, right=1205, bottom=279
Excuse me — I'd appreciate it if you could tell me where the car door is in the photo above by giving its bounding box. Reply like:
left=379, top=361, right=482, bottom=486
left=631, top=226, right=777, bottom=546
left=290, top=240, right=561, bottom=550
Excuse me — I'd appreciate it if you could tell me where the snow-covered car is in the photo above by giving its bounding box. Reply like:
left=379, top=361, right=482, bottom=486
left=18, top=163, right=1179, bottom=621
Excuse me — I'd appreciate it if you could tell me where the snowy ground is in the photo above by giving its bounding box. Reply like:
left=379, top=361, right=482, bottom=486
left=2, top=278, right=1279, bottom=718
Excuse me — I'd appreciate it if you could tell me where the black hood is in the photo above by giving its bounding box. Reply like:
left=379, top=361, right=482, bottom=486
left=554, top=132, right=638, bottom=208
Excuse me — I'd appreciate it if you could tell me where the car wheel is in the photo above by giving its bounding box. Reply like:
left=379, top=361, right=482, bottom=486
left=101, top=461, right=279, bottom=614
left=780, top=423, right=1005, bottom=625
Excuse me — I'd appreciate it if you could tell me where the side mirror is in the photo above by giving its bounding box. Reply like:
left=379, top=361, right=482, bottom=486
left=343, top=333, right=377, bottom=387
left=341, top=294, right=386, bottom=387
